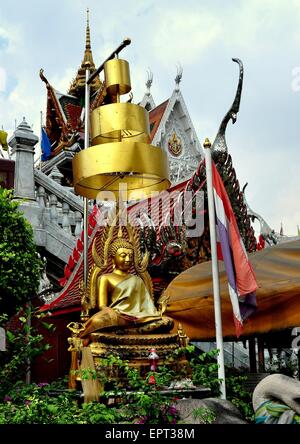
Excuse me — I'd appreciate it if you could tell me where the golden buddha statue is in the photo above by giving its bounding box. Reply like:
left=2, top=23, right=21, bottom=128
left=79, top=223, right=173, bottom=339
left=68, top=220, right=190, bottom=395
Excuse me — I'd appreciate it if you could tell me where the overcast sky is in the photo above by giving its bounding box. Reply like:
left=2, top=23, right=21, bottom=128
left=0, top=0, right=300, bottom=236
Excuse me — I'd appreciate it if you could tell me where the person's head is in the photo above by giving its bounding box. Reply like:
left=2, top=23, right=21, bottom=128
left=109, top=239, right=134, bottom=272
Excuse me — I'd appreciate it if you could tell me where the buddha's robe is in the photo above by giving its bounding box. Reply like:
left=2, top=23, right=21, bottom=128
left=81, top=275, right=163, bottom=337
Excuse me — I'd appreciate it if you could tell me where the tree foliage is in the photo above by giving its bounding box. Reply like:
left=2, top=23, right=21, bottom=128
left=0, top=188, right=42, bottom=315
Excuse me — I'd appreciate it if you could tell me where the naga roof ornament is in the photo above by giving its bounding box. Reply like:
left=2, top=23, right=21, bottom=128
left=212, top=58, right=244, bottom=152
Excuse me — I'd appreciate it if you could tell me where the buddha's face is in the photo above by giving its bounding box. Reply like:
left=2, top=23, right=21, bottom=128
left=113, top=247, right=133, bottom=272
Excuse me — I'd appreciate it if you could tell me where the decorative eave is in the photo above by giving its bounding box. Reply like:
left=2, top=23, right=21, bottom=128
left=213, top=150, right=257, bottom=253
left=40, top=69, right=69, bottom=149
left=90, top=81, right=107, bottom=111
left=40, top=69, right=85, bottom=159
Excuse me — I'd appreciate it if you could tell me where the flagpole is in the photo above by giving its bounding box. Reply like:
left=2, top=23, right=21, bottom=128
left=204, top=138, right=226, bottom=399
left=83, top=66, right=90, bottom=315
left=40, top=111, right=43, bottom=170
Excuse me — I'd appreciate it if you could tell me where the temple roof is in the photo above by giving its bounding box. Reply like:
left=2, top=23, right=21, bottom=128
left=149, top=99, right=169, bottom=140
left=39, top=149, right=257, bottom=315
left=40, top=11, right=106, bottom=160
left=39, top=178, right=190, bottom=314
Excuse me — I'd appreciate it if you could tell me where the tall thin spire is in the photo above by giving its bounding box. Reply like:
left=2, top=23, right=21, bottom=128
left=85, top=8, right=91, bottom=52
left=68, top=9, right=101, bottom=98
left=82, top=8, right=94, bottom=67
left=280, top=222, right=283, bottom=236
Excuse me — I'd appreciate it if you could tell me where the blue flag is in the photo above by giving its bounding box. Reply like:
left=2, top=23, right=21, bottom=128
left=41, top=127, right=51, bottom=161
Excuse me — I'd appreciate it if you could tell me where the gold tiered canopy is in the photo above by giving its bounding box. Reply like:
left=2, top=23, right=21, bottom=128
left=73, top=53, right=170, bottom=200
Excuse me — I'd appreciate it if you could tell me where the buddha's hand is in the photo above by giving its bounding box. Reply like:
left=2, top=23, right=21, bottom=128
left=121, top=313, right=139, bottom=322
left=157, top=293, right=168, bottom=316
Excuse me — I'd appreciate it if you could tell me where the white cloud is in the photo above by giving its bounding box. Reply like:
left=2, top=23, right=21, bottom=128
left=152, top=7, right=222, bottom=66
left=51, top=67, right=77, bottom=94
left=0, top=67, right=6, bottom=92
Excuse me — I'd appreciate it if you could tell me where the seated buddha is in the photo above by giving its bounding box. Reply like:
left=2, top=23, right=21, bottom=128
left=79, top=225, right=174, bottom=338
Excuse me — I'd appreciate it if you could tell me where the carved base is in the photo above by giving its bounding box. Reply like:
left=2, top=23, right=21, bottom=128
left=89, top=332, right=190, bottom=387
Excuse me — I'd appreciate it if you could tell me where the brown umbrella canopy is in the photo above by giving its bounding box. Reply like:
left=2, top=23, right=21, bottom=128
left=165, top=240, right=300, bottom=341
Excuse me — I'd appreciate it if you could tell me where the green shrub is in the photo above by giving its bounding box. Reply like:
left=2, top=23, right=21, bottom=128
left=0, top=188, right=43, bottom=315
left=189, top=347, right=221, bottom=396
left=0, top=308, right=53, bottom=397
left=192, top=407, right=216, bottom=424
left=226, top=374, right=254, bottom=422
left=0, top=381, right=120, bottom=424
left=97, top=354, right=180, bottom=424
left=188, top=346, right=254, bottom=422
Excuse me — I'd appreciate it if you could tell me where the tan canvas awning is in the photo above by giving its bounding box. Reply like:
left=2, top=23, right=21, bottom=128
left=165, top=239, right=300, bottom=341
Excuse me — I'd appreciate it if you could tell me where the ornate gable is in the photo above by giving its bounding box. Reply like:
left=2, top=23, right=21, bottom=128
left=138, top=70, right=202, bottom=184
left=151, top=89, right=202, bottom=184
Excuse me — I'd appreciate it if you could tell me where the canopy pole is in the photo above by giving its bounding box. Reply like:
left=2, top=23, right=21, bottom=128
left=83, top=67, right=90, bottom=308
left=40, top=111, right=43, bottom=170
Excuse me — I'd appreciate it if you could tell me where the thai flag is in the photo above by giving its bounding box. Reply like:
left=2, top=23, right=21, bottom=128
left=212, top=160, right=257, bottom=337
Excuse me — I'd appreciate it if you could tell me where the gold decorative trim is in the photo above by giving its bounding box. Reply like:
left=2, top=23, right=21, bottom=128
left=168, top=132, right=182, bottom=157
left=90, top=332, right=179, bottom=345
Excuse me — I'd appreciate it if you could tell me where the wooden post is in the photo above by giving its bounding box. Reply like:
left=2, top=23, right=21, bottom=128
left=249, top=337, right=257, bottom=373
left=257, top=336, right=265, bottom=373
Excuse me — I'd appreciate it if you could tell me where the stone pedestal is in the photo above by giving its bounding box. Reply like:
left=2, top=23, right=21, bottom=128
left=8, top=118, right=42, bottom=230
left=8, top=117, right=39, bottom=201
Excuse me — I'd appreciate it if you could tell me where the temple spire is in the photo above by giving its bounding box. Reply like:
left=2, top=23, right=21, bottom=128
left=68, top=9, right=101, bottom=98
left=86, top=9, right=91, bottom=49
left=280, top=222, right=284, bottom=236
left=81, top=8, right=95, bottom=69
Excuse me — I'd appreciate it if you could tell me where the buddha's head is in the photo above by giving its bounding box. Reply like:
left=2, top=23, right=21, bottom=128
left=109, top=239, right=134, bottom=272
